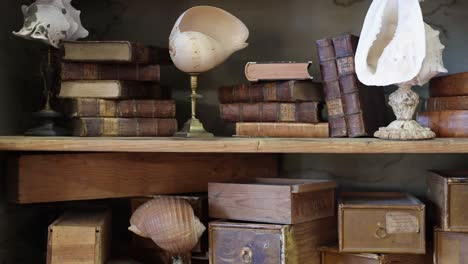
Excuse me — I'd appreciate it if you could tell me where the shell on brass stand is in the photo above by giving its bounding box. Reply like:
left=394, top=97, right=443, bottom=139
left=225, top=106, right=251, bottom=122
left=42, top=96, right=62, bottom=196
left=128, top=197, right=206, bottom=254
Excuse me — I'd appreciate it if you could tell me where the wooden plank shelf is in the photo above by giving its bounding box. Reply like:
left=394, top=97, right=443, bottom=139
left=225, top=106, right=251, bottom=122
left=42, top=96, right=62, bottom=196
left=0, top=136, right=466, bottom=153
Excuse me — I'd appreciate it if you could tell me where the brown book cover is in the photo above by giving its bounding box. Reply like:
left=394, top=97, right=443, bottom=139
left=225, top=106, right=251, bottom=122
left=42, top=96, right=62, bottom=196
left=429, top=72, right=468, bottom=97
left=244, top=62, right=312, bottom=82
left=64, top=99, right=175, bottom=118
left=427, top=96, right=468, bottom=111
left=61, top=62, right=160, bottom=81
left=59, top=80, right=159, bottom=99
left=62, top=41, right=171, bottom=64
left=316, top=38, right=347, bottom=137
left=236, top=122, right=329, bottom=138
left=417, top=110, right=468, bottom=137
left=218, top=81, right=323, bottom=103
left=220, top=102, right=320, bottom=123
left=72, top=118, right=177, bottom=137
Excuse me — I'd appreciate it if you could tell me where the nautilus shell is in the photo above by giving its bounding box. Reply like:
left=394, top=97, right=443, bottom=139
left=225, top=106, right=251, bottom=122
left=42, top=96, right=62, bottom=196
left=355, top=0, right=446, bottom=86
left=128, top=197, right=205, bottom=254
left=169, top=6, right=249, bottom=73
left=13, top=0, right=88, bottom=48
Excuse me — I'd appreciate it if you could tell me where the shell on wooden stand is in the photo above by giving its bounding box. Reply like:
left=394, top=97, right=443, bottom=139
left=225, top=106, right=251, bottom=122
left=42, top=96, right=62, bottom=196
left=128, top=197, right=206, bottom=254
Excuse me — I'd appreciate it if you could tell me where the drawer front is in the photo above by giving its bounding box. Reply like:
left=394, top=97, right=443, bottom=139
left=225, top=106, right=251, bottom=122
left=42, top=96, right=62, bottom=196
left=341, top=209, right=424, bottom=253
left=449, top=184, right=468, bottom=230
left=210, top=227, right=282, bottom=264
left=435, top=231, right=468, bottom=264
left=322, top=251, right=377, bottom=264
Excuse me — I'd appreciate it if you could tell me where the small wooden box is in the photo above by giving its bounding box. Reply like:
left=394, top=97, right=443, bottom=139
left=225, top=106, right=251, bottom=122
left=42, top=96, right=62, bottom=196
left=427, top=170, right=468, bottom=232
left=47, top=210, right=111, bottom=264
left=209, top=178, right=337, bottom=224
left=434, top=229, right=468, bottom=264
left=320, top=246, right=429, bottom=264
left=209, top=217, right=337, bottom=264
left=338, top=192, right=425, bottom=254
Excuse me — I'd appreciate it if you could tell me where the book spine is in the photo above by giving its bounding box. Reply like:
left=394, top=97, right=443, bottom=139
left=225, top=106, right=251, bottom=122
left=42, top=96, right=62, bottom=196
left=417, top=111, right=468, bottom=138
left=67, top=99, right=176, bottom=118
left=236, top=122, right=329, bottom=138
left=132, top=44, right=170, bottom=64
left=316, top=38, right=347, bottom=137
left=73, top=118, right=178, bottom=137
left=219, top=81, right=299, bottom=103
left=427, top=96, right=468, bottom=111
left=118, top=82, right=157, bottom=99
left=61, top=63, right=160, bottom=81
left=220, top=102, right=320, bottom=123
left=429, top=73, right=468, bottom=97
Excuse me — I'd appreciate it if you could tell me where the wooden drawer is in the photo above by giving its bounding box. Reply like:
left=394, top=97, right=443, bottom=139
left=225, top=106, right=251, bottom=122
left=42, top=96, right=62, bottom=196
left=427, top=170, right=468, bottom=232
left=209, top=217, right=337, bottom=264
left=338, top=192, right=425, bottom=254
left=320, top=246, right=429, bottom=264
left=209, top=178, right=337, bottom=224
left=434, top=229, right=468, bottom=264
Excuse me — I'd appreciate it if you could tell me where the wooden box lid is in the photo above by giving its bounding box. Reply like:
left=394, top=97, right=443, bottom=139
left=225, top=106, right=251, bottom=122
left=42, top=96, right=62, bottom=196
left=430, top=170, right=468, bottom=183
left=339, top=192, right=424, bottom=209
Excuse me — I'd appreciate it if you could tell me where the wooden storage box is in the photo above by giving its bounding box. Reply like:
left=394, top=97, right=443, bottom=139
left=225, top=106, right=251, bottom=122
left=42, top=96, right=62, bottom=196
left=209, top=178, right=337, bottom=224
left=427, top=170, right=468, bottom=232
left=434, top=229, right=468, bottom=264
left=47, top=210, right=111, bottom=264
left=320, top=246, right=429, bottom=264
left=338, top=192, right=425, bottom=254
left=209, top=217, right=337, bottom=264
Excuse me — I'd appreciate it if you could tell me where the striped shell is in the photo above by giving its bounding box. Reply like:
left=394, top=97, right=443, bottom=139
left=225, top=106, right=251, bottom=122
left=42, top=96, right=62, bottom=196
left=128, top=197, right=205, bottom=253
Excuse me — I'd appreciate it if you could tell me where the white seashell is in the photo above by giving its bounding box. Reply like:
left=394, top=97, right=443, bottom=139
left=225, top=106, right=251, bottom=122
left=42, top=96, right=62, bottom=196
left=169, top=6, right=249, bottom=73
left=13, top=0, right=88, bottom=48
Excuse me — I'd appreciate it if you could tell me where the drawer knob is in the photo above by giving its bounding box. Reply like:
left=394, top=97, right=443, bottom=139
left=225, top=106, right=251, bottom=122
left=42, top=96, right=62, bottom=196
left=240, top=247, right=253, bottom=263
left=375, top=227, right=388, bottom=239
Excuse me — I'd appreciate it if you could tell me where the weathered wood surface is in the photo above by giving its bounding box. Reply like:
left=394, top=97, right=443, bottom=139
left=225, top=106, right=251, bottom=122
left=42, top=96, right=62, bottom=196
left=435, top=229, right=468, bottom=264
left=320, top=246, right=429, bottom=264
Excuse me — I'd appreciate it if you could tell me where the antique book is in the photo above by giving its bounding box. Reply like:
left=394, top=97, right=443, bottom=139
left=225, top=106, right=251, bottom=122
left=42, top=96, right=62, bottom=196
left=417, top=110, right=468, bottom=137
left=72, top=117, right=178, bottom=137
left=61, top=62, right=160, bottom=81
left=218, top=81, right=323, bottom=103
left=244, top=61, right=312, bottom=82
left=47, top=210, right=111, bottom=264
left=64, top=99, right=175, bottom=118
left=338, top=192, right=425, bottom=254
left=209, top=178, right=336, bottom=224
left=320, top=246, right=429, bottom=264
left=220, top=102, right=320, bottom=123
left=427, top=170, right=468, bottom=232
left=235, top=122, right=329, bottom=138
left=316, top=38, right=347, bottom=137
left=62, top=41, right=171, bottom=64
left=59, top=80, right=157, bottom=99
left=429, top=72, right=468, bottom=97
left=427, top=96, right=468, bottom=111
left=434, top=229, right=468, bottom=264
left=209, top=217, right=337, bottom=264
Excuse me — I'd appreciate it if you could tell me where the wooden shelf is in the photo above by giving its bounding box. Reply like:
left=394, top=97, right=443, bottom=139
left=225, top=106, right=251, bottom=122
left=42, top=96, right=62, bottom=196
left=0, top=136, right=466, bottom=153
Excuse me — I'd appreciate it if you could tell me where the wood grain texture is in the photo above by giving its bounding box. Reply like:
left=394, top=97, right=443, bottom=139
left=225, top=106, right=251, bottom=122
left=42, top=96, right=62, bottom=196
left=235, top=122, right=329, bottom=138
left=8, top=153, right=278, bottom=203
left=417, top=110, right=468, bottom=137
left=434, top=229, right=468, bottom=264
left=429, top=72, right=468, bottom=97
left=320, top=246, right=428, bottom=264
left=0, top=137, right=467, bottom=153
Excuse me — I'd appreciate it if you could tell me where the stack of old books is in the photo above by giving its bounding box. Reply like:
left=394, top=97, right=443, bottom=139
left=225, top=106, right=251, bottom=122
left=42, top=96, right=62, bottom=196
left=316, top=34, right=387, bottom=138
left=218, top=62, right=328, bottom=138
left=58, top=41, right=177, bottom=137
left=417, top=72, right=468, bottom=137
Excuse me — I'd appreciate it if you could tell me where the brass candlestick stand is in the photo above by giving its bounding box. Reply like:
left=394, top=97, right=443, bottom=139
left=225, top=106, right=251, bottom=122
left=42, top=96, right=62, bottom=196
left=175, top=74, right=213, bottom=138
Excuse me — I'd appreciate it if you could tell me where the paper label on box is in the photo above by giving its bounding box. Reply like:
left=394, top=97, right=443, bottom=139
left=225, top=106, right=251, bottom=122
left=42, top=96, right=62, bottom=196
left=386, top=212, right=419, bottom=234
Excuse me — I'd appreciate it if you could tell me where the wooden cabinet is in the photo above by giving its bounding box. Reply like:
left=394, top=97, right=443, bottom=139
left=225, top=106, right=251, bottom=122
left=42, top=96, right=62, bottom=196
left=434, top=229, right=468, bottom=264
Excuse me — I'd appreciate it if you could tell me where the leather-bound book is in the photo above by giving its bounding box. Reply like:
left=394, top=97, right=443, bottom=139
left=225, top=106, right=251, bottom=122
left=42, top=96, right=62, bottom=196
left=427, top=96, right=468, bottom=111
left=64, top=99, right=176, bottom=118
left=417, top=110, right=468, bottom=137
left=220, top=102, right=320, bottom=123
left=332, top=35, right=386, bottom=137
left=72, top=118, right=177, bottom=137
left=61, top=62, right=160, bottom=81
left=316, top=38, right=347, bottom=137
left=236, top=122, right=329, bottom=138
left=62, top=41, right=171, bottom=64
left=429, top=72, right=468, bottom=97
left=244, top=62, right=312, bottom=82
left=218, top=81, right=323, bottom=103
left=59, top=80, right=159, bottom=99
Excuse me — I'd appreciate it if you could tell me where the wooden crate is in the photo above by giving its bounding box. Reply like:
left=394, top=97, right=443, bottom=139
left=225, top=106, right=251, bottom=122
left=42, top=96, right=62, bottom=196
left=338, top=192, right=425, bottom=254
left=209, top=178, right=337, bottom=224
left=209, top=217, right=337, bottom=264
left=434, top=229, right=468, bottom=264
left=427, top=170, right=468, bottom=232
left=320, top=246, right=429, bottom=264
left=47, top=210, right=111, bottom=264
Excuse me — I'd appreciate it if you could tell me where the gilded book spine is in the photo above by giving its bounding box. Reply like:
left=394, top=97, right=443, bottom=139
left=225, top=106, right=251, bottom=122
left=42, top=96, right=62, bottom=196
left=72, top=118, right=177, bottom=137
left=61, top=62, right=160, bottom=81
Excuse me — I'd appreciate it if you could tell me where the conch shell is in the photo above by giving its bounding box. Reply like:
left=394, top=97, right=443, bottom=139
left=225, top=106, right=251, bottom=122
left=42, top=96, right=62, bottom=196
left=355, top=0, right=446, bottom=86
left=13, top=0, right=88, bottom=48
left=128, top=197, right=205, bottom=254
left=169, top=6, right=249, bottom=73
